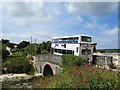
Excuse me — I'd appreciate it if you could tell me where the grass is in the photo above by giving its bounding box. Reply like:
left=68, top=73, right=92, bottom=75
left=32, top=64, right=119, bottom=88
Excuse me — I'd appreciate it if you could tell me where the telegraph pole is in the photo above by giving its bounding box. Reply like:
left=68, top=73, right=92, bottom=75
left=31, top=36, right=32, bottom=44
left=35, top=38, right=36, bottom=44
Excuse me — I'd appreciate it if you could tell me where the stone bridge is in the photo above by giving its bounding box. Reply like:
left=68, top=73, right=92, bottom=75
left=33, top=54, right=62, bottom=76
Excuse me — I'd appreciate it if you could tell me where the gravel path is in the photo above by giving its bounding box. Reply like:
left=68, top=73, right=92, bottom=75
left=0, top=74, right=34, bottom=88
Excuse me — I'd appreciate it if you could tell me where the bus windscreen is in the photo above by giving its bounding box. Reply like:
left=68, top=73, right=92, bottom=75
left=81, top=36, right=92, bottom=42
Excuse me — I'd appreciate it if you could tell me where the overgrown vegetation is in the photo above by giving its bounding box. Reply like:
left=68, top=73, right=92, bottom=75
left=32, top=54, right=119, bottom=89
left=33, top=65, right=119, bottom=89
left=1, top=48, right=10, bottom=61
left=2, top=56, right=35, bottom=75
left=24, top=41, right=51, bottom=55
left=25, top=44, right=38, bottom=55
left=0, top=44, right=10, bottom=61
left=62, top=54, right=88, bottom=70
left=109, top=63, right=117, bottom=69
left=1, top=39, right=51, bottom=75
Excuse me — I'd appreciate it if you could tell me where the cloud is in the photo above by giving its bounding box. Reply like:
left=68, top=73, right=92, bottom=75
left=104, top=27, right=118, bottom=36
left=7, top=2, right=46, bottom=17
left=94, top=35, right=118, bottom=49
left=84, top=23, right=97, bottom=30
left=74, top=16, right=98, bottom=30
left=74, top=16, right=84, bottom=24
left=65, top=2, right=117, bottom=17
left=52, top=8, right=61, bottom=16
left=93, top=27, right=118, bottom=49
left=1, top=30, right=62, bottom=43
left=0, top=15, right=2, bottom=31
left=1, top=2, right=118, bottom=50
left=0, top=2, right=2, bottom=31
left=4, top=2, right=52, bottom=27
left=0, top=33, right=2, bottom=39
left=0, top=2, right=2, bottom=9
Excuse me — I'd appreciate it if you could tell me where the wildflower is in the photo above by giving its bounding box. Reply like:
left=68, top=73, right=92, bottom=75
left=75, top=82, right=80, bottom=87
left=83, top=79, right=88, bottom=85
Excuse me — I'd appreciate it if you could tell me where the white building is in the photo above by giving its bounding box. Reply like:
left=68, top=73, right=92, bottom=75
left=51, top=34, right=97, bottom=63
left=6, top=46, right=12, bottom=55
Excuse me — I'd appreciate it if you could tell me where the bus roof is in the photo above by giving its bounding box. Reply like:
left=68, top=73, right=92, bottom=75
left=53, top=34, right=92, bottom=39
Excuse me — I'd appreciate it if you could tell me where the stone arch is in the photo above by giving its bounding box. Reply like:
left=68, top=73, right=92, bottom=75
left=43, top=64, right=53, bottom=77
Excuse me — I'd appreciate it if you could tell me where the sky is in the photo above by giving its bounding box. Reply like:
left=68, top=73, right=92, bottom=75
left=0, top=0, right=119, bottom=49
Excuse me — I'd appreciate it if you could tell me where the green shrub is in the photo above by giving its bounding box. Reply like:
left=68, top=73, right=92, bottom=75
left=24, top=44, right=38, bottom=55
left=62, top=54, right=88, bottom=69
left=41, top=50, right=48, bottom=54
left=3, top=56, right=35, bottom=75
left=70, top=66, right=119, bottom=89
left=33, top=66, right=119, bottom=88
left=49, top=71, right=75, bottom=88
left=1, top=49, right=10, bottom=62
left=2, top=68, right=7, bottom=74
left=46, top=66, right=118, bottom=88
left=109, top=63, right=116, bottom=69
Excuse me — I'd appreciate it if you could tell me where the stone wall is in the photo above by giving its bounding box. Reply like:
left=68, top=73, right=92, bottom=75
left=33, top=54, right=62, bottom=76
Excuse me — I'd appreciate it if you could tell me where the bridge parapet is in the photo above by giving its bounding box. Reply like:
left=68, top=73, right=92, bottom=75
left=34, top=54, right=62, bottom=66
left=33, top=54, right=62, bottom=76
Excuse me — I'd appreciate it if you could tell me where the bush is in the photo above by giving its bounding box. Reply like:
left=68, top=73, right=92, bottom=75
left=24, top=44, right=38, bottom=55
left=33, top=65, right=119, bottom=88
left=62, top=54, right=88, bottom=69
left=41, top=50, right=48, bottom=54
left=1, top=49, right=10, bottom=62
left=3, top=56, right=35, bottom=75
left=109, top=63, right=116, bottom=69
left=49, top=72, right=75, bottom=88
left=68, top=66, right=119, bottom=89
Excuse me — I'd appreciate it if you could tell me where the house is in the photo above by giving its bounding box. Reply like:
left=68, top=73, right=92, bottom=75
left=6, top=46, right=12, bottom=55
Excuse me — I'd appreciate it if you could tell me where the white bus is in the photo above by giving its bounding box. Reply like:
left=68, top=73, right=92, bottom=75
left=51, top=34, right=97, bottom=62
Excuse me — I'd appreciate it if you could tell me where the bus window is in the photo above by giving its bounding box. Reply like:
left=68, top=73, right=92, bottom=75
left=59, top=38, right=63, bottom=43
left=67, top=50, right=74, bottom=54
left=81, top=36, right=92, bottom=42
left=69, top=38, right=73, bottom=43
left=62, top=49, right=66, bottom=54
left=73, top=37, right=78, bottom=43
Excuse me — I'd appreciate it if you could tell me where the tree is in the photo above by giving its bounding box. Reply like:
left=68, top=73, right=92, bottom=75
left=1, top=49, right=10, bottom=61
left=17, top=41, right=30, bottom=49
left=25, top=44, right=38, bottom=55
left=3, top=56, right=35, bottom=74
left=37, top=41, right=51, bottom=54
left=23, top=41, right=51, bottom=55
left=41, top=42, right=47, bottom=50
left=0, top=44, right=10, bottom=61
left=2, top=49, right=10, bottom=59
left=6, top=43, right=15, bottom=48
left=46, top=41, right=51, bottom=52
left=2, top=39, right=9, bottom=44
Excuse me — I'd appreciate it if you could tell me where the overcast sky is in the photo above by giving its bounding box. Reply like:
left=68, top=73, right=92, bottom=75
left=0, top=1, right=119, bottom=49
